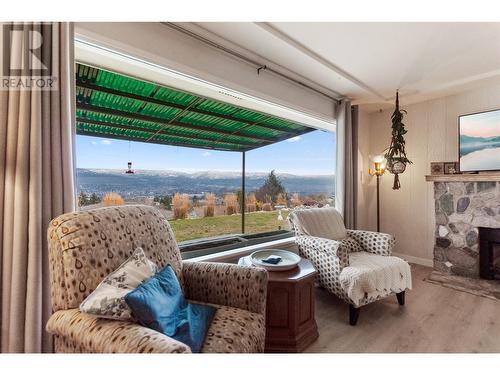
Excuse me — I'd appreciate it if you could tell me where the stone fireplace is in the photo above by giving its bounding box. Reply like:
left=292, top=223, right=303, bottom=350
left=479, top=227, right=500, bottom=280
left=427, top=175, right=500, bottom=279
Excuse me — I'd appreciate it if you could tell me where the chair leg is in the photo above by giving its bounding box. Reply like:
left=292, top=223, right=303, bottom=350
left=349, top=304, right=360, bottom=326
left=396, top=291, right=405, bottom=306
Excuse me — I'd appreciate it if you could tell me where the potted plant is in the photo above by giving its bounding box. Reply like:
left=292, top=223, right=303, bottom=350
left=384, top=91, right=412, bottom=190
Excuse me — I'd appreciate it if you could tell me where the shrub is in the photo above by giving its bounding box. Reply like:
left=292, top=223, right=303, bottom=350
left=302, top=198, right=319, bottom=207
left=276, top=193, right=287, bottom=206
left=102, top=192, right=124, bottom=206
left=173, top=193, right=190, bottom=220
left=291, top=193, right=302, bottom=207
left=246, top=193, right=257, bottom=212
left=262, top=202, right=272, bottom=211
left=224, top=193, right=239, bottom=215
left=255, top=200, right=261, bottom=211
left=204, top=193, right=216, bottom=217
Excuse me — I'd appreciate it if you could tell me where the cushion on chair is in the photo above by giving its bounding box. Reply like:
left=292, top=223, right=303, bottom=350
left=201, top=305, right=266, bottom=353
left=289, top=207, right=347, bottom=240
left=47, top=308, right=192, bottom=353
left=79, top=248, right=157, bottom=321
left=339, top=252, right=412, bottom=307
left=125, top=265, right=216, bottom=353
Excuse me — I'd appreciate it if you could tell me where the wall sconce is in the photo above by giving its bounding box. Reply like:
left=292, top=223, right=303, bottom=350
left=368, top=155, right=386, bottom=232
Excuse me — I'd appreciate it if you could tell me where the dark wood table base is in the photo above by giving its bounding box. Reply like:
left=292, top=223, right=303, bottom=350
left=264, top=258, right=319, bottom=353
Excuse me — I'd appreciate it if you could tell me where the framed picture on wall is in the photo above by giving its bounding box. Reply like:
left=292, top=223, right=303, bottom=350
left=459, top=108, right=500, bottom=172
left=430, top=162, right=444, bottom=175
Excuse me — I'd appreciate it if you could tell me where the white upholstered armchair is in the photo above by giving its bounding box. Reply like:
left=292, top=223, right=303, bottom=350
left=288, top=207, right=412, bottom=325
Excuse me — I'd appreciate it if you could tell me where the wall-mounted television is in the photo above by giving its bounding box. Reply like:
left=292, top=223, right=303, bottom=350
left=459, top=109, right=500, bottom=173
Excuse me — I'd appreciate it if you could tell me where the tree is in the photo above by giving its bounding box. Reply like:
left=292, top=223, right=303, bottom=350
left=88, top=193, right=101, bottom=205
left=255, top=170, right=286, bottom=204
left=159, top=195, right=172, bottom=210
left=78, top=192, right=89, bottom=207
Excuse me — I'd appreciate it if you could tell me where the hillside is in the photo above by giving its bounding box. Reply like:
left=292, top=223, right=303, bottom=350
left=76, top=168, right=335, bottom=197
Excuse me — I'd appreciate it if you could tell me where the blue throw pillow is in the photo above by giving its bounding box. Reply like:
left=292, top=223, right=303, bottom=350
left=125, top=265, right=217, bottom=353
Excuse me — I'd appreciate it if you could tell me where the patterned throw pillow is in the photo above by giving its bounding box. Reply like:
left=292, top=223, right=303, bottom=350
left=79, top=247, right=157, bottom=321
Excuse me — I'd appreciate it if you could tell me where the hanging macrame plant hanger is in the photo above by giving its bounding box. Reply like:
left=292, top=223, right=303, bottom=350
left=384, top=91, right=412, bottom=190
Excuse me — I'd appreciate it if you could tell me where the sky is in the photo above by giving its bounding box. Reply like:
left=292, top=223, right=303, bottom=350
left=76, top=129, right=336, bottom=175
left=460, top=110, right=500, bottom=138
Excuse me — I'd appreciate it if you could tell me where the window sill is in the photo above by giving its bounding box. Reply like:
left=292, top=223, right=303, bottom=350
left=183, top=236, right=297, bottom=263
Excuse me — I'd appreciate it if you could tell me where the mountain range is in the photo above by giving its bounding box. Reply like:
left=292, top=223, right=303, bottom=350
left=76, top=168, right=335, bottom=197
left=460, top=134, right=500, bottom=157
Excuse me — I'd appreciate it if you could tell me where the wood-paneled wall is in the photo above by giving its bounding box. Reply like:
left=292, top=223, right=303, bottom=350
left=357, top=81, right=500, bottom=262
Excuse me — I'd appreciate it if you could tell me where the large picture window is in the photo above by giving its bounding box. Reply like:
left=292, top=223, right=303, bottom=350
left=76, top=131, right=335, bottom=241
left=74, top=63, right=335, bottom=257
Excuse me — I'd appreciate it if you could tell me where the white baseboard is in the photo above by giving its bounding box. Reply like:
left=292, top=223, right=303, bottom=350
left=392, top=252, right=433, bottom=268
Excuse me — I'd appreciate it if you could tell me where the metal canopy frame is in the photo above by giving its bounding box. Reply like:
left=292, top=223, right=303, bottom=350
left=75, top=63, right=318, bottom=233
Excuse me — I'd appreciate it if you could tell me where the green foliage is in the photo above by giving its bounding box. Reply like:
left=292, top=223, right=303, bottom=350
left=78, top=191, right=101, bottom=206
left=255, top=170, right=287, bottom=204
left=78, top=192, right=88, bottom=207
left=155, top=195, right=172, bottom=210
left=89, top=193, right=101, bottom=205
left=384, top=91, right=412, bottom=165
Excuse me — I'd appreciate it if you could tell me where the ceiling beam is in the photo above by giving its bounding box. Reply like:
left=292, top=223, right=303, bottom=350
left=255, top=22, right=388, bottom=102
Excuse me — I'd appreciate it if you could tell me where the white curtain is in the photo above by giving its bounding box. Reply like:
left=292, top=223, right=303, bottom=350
left=0, top=22, right=76, bottom=353
left=335, top=100, right=357, bottom=229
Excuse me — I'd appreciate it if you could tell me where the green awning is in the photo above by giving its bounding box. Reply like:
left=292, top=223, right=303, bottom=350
left=75, top=63, right=315, bottom=152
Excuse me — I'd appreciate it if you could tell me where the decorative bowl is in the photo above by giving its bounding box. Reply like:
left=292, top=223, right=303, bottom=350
left=249, top=249, right=301, bottom=271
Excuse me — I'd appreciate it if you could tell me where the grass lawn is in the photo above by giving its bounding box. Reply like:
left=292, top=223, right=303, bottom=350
left=169, top=210, right=290, bottom=242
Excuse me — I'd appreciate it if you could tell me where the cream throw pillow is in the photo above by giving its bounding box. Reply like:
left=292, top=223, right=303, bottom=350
left=79, top=247, right=157, bottom=321
left=290, top=207, right=347, bottom=240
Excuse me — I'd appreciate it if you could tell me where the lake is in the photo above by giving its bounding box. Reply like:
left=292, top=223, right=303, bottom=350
left=460, top=147, right=500, bottom=171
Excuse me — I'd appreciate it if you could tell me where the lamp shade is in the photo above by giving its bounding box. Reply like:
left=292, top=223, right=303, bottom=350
left=371, top=154, right=386, bottom=164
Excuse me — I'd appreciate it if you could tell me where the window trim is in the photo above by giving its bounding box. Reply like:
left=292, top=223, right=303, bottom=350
left=183, top=236, right=296, bottom=263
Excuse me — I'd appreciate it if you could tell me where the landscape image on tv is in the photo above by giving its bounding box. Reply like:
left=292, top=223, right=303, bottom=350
left=459, top=109, right=500, bottom=172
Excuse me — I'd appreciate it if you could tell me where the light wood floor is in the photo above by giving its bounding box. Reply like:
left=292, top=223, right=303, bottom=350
left=306, top=264, right=500, bottom=353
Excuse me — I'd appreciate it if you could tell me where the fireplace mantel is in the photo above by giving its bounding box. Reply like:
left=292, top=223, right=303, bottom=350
left=425, top=173, right=500, bottom=182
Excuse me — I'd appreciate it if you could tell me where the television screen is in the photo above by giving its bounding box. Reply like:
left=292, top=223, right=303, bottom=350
left=459, top=109, right=500, bottom=172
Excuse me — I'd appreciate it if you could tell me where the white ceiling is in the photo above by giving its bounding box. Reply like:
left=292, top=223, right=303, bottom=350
left=184, top=22, right=500, bottom=111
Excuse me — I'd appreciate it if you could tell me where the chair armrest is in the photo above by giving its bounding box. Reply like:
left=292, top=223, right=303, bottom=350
left=182, top=261, right=268, bottom=315
left=295, top=235, right=349, bottom=268
left=46, top=309, right=191, bottom=353
left=346, top=229, right=395, bottom=256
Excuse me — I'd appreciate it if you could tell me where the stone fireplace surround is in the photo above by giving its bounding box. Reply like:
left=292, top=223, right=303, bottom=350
left=426, top=174, right=500, bottom=278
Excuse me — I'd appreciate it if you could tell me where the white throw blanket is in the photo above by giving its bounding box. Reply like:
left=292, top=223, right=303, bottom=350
left=339, top=252, right=412, bottom=306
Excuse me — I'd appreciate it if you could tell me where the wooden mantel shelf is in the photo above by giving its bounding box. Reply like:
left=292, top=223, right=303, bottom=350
left=425, top=173, right=500, bottom=182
